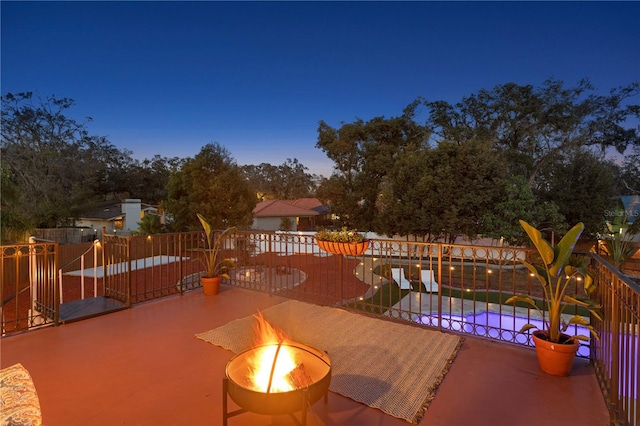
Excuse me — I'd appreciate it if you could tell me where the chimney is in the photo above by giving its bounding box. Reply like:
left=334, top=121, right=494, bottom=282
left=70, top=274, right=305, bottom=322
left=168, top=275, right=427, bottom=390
left=121, top=199, right=142, bottom=231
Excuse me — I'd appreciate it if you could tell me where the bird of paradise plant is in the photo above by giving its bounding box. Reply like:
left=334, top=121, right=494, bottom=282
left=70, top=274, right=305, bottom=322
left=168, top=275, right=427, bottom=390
left=195, top=213, right=237, bottom=278
left=506, top=220, right=602, bottom=344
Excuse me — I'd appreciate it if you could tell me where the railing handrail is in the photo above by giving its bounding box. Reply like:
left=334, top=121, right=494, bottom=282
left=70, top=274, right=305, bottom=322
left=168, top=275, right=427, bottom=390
left=57, top=239, right=100, bottom=271
left=590, top=251, right=640, bottom=291
left=1, top=283, right=30, bottom=306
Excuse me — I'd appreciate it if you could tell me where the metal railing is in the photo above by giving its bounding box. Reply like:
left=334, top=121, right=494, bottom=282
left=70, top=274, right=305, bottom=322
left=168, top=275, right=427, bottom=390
left=101, top=231, right=203, bottom=305
left=1, top=230, right=638, bottom=424
left=1, top=239, right=59, bottom=335
left=591, top=254, right=639, bottom=426
left=57, top=239, right=102, bottom=303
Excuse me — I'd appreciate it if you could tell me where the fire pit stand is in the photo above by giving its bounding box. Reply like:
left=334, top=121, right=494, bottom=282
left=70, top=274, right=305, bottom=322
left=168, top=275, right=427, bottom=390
left=222, top=342, right=331, bottom=426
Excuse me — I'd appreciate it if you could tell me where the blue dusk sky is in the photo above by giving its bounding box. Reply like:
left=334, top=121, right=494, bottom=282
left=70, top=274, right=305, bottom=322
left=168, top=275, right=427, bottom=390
left=2, top=1, right=639, bottom=176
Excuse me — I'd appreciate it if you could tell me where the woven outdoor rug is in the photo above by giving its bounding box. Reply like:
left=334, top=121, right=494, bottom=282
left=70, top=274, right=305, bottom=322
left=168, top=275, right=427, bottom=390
left=196, top=300, right=462, bottom=424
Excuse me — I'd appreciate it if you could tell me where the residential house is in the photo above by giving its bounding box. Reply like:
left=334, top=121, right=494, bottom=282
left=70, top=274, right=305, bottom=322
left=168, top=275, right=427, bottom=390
left=75, top=199, right=163, bottom=238
left=252, top=198, right=330, bottom=231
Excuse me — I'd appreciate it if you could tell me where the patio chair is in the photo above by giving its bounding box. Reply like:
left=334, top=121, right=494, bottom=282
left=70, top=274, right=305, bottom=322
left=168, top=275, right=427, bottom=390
left=391, top=268, right=412, bottom=290
left=420, top=269, right=439, bottom=293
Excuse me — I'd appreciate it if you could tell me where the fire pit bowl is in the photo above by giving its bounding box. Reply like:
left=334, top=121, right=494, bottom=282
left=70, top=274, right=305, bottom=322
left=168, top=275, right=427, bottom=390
left=224, top=342, right=331, bottom=418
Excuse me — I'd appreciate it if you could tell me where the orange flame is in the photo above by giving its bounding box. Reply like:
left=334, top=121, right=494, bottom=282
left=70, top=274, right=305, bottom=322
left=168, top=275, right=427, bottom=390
left=247, top=313, right=298, bottom=393
left=252, top=312, right=290, bottom=346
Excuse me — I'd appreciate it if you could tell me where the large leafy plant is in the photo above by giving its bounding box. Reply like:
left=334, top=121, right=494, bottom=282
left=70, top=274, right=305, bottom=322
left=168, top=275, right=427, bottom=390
left=195, top=214, right=237, bottom=278
left=601, top=199, right=639, bottom=273
left=506, top=220, right=601, bottom=343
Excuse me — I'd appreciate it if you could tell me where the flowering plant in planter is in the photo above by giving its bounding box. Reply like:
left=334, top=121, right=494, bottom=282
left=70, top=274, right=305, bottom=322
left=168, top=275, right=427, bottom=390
left=315, top=227, right=367, bottom=243
left=315, top=227, right=369, bottom=256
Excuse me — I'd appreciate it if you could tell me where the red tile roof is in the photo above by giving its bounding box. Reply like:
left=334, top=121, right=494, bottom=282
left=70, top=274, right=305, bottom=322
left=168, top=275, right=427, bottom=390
left=253, top=200, right=319, bottom=217
left=285, top=198, right=323, bottom=210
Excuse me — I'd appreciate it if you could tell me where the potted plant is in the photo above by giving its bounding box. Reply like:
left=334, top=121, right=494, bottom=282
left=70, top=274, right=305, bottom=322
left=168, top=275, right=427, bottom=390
left=600, top=198, right=639, bottom=273
left=315, top=227, right=370, bottom=256
left=195, top=214, right=237, bottom=295
left=506, top=220, right=601, bottom=376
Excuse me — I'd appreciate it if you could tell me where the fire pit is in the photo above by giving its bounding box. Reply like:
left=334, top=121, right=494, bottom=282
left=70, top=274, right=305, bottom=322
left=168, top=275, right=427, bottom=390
left=223, top=340, right=331, bottom=425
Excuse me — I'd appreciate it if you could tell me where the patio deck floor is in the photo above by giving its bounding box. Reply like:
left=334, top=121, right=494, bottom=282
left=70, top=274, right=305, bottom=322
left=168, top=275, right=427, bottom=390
left=1, top=285, right=610, bottom=426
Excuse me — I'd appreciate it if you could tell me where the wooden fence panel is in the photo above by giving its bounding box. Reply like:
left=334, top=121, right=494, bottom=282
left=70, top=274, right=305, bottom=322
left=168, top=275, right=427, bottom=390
left=34, top=228, right=97, bottom=244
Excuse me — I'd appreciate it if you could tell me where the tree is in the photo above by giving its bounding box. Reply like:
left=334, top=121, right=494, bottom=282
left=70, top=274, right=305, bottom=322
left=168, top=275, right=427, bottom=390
left=135, top=214, right=164, bottom=235
left=163, top=143, right=256, bottom=231
left=242, top=158, right=316, bottom=200
left=0, top=159, right=32, bottom=242
left=1, top=92, right=129, bottom=228
left=316, top=101, right=429, bottom=230
left=277, top=158, right=317, bottom=199
left=422, top=80, right=639, bottom=237
left=481, top=175, right=564, bottom=245
left=243, top=162, right=281, bottom=200
left=424, top=79, right=639, bottom=189
left=379, top=139, right=508, bottom=243
left=126, top=155, right=183, bottom=204
left=536, top=149, right=618, bottom=239
left=616, top=146, right=640, bottom=195
left=375, top=147, right=434, bottom=240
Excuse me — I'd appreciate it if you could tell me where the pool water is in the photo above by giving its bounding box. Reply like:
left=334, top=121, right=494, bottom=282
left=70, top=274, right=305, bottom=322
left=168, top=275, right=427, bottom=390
left=417, top=311, right=591, bottom=357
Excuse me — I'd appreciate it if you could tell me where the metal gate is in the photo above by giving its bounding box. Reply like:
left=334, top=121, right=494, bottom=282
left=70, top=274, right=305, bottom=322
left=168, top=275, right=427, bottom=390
left=101, top=233, right=132, bottom=307
left=1, top=239, right=59, bottom=335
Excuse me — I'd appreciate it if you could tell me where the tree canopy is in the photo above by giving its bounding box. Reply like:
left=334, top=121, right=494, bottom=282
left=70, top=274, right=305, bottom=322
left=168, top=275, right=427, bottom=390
left=317, top=79, right=640, bottom=242
left=316, top=101, right=430, bottom=231
left=242, top=158, right=317, bottom=200
left=1, top=92, right=179, bottom=239
left=0, top=91, right=318, bottom=242
left=163, top=143, right=257, bottom=231
left=3, top=79, right=638, bottom=245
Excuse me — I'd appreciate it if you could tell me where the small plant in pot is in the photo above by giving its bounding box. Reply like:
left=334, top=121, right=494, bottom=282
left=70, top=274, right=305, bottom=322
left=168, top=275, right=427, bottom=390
left=505, top=220, right=601, bottom=376
left=195, top=213, right=237, bottom=295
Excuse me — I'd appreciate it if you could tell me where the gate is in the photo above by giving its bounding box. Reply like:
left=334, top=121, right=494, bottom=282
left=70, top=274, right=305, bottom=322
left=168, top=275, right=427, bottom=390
left=102, top=233, right=132, bottom=306
left=1, top=239, right=59, bottom=335
left=28, top=238, right=59, bottom=326
left=101, top=231, right=202, bottom=305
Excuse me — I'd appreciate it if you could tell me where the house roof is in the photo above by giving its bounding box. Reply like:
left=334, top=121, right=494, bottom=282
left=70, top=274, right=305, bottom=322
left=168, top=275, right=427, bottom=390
left=284, top=198, right=330, bottom=215
left=78, top=201, right=124, bottom=221
left=253, top=200, right=320, bottom=218
left=78, top=200, right=156, bottom=221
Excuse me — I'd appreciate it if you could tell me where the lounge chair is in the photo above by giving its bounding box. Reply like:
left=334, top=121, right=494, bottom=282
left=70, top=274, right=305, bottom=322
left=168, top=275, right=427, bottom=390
left=391, top=268, right=412, bottom=290
left=420, top=269, right=439, bottom=293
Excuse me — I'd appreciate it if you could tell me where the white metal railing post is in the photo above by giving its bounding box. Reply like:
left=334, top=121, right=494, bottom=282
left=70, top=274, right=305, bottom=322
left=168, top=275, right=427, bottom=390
left=59, top=269, right=64, bottom=304
left=28, top=237, right=37, bottom=313
left=80, top=255, right=85, bottom=300
left=437, top=243, right=443, bottom=332
left=94, top=240, right=99, bottom=297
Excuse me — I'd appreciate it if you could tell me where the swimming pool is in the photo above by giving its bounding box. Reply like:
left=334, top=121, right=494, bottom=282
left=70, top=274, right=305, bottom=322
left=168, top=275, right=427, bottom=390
left=416, top=311, right=591, bottom=357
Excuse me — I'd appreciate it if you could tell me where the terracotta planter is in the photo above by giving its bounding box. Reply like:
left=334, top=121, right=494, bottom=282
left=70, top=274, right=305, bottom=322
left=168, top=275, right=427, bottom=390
left=532, top=330, right=579, bottom=376
left=316, top=240, right=370, bottom=256
left=201, top=276, right=222, bottom=296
